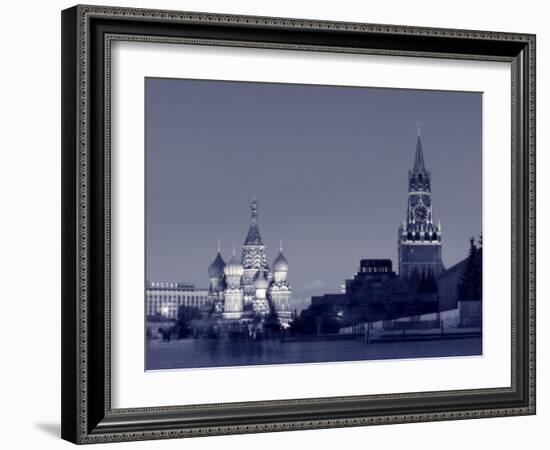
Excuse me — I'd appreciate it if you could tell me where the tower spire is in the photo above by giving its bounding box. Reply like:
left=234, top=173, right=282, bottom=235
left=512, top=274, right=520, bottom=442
left=399, top=124, right=443, bottom=279
left=413, top=131, right=426, bottom=173
left=417, top=120, right=423, bottom=137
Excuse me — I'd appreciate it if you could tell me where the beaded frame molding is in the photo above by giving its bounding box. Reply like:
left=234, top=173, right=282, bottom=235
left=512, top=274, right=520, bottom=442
left=61, top=4, right=536, bottom=444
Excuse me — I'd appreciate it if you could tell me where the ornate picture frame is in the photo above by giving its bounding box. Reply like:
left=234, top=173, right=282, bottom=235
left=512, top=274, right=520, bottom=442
left=61, top=5, right=535, bottom=444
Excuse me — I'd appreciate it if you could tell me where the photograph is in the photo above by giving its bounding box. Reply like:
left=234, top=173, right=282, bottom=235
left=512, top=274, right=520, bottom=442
left=56, top=2, right=537, bottom=445
left=144, top=78, right=483, bottom=370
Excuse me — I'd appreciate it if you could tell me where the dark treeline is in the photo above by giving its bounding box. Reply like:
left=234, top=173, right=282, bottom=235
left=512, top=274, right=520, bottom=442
left=457, top=236, right=483, bottom=301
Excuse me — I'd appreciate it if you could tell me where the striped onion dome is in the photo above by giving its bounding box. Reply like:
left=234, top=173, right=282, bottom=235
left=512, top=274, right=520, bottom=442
left=272, top=251, right=289, bottom=272
left=208, top=252, right=225, bottom=278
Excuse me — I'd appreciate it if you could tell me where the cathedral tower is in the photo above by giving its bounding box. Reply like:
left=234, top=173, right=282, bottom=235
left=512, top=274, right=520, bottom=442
left=252, top=271, right=271, bottom=316
left=241, top=198, right=269, bottom=307
left=207, top=243, right=225, bottom=314
left=223, top=247, right=244, bottom=319
left=398, top=129, right=444, bottom=279
left=268, top=241, right=293, bottom=327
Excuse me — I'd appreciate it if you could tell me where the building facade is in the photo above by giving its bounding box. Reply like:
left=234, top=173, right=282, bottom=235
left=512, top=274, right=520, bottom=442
left=146, top=282, right=210, bottom=319
left=398, top=130, right=444, bottom=279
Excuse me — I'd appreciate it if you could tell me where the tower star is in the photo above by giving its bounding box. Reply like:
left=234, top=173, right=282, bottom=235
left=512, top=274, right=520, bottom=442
left=417, top=120, right=423, bottom=137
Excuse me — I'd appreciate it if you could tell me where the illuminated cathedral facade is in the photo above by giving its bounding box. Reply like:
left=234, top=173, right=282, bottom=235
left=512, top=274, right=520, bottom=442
left=206, top=199, right=293, bottom=327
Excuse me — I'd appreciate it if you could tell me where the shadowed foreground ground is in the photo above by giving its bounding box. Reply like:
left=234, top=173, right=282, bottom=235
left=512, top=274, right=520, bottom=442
left=146, top=337, right=482, bottom=370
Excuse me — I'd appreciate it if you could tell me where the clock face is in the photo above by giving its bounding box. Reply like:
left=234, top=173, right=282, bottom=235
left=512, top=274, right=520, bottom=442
left=414, top=205, right=428, bottom=222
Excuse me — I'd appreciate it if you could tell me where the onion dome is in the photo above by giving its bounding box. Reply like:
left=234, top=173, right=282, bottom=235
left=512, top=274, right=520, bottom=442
left=208, top=252, right=226, bottom=278
left=224, top=254, right=244, bottom=277
left=254, top=271, right=269, bottom=289
left=272, top=251, right=289, bottom=272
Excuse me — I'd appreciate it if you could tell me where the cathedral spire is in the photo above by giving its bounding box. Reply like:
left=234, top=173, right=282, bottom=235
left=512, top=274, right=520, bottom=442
left=244, top=197, right=263, bottom=245
left=250, top=196, right=258, bottom=224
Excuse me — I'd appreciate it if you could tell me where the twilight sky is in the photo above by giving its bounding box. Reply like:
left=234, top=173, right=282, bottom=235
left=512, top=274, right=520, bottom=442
left=145, top=78, right=482, bottom=310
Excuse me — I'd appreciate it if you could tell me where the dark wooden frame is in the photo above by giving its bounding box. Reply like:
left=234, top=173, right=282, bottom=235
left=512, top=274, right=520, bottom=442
left=61, top=4, right=536, bottom=444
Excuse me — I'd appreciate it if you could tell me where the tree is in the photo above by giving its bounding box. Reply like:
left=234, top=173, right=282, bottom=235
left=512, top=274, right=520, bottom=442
left=409, top=267, right=420, bottom=290
left=288, top=308, right=341, bottom=336
left=414, top=268, right=438, bottom=294
left=417, top=269, right=427, bottom=293
left=262, top=308, right=281, bottom=336
left=176, top=305, right=202, bottom=339
left=457, top=237, right=482, bottom=301
left=477, top=234, right=483, bottom=298
left=424, top=268, right=439, bottom=293
left=289, top=308, right=317, bottom=335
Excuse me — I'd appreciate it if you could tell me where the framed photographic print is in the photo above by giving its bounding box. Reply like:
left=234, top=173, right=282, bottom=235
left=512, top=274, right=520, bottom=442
left=61, top=5, right=536, bottom=444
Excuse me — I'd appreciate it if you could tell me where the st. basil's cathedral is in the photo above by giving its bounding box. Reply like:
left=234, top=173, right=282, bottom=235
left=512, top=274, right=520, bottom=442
left=206, top=198, right=293, bottom=327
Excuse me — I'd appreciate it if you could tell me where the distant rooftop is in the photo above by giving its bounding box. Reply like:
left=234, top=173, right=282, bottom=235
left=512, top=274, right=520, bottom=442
left=359, top=259, right=393, bottom=273
left=360, top=259, right=393, bottom=268
left=146, top=281, right=198, bottom=290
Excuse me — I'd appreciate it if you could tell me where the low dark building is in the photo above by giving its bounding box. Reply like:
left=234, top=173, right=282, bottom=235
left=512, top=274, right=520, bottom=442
left=311, top=293, right=348, bottom=308
left=306, top=259, right=439, bottom=327
left=347, top=259, right=438, bottom=322
left=345, top=259, right=395, bottom=293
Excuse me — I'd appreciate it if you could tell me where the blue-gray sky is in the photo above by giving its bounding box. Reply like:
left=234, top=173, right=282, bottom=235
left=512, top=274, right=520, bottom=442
left=146, top=78, right=482, bottom=310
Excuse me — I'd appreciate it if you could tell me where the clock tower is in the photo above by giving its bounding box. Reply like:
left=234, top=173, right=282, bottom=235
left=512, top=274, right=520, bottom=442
left=398, top=128, right=444, bottom=279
